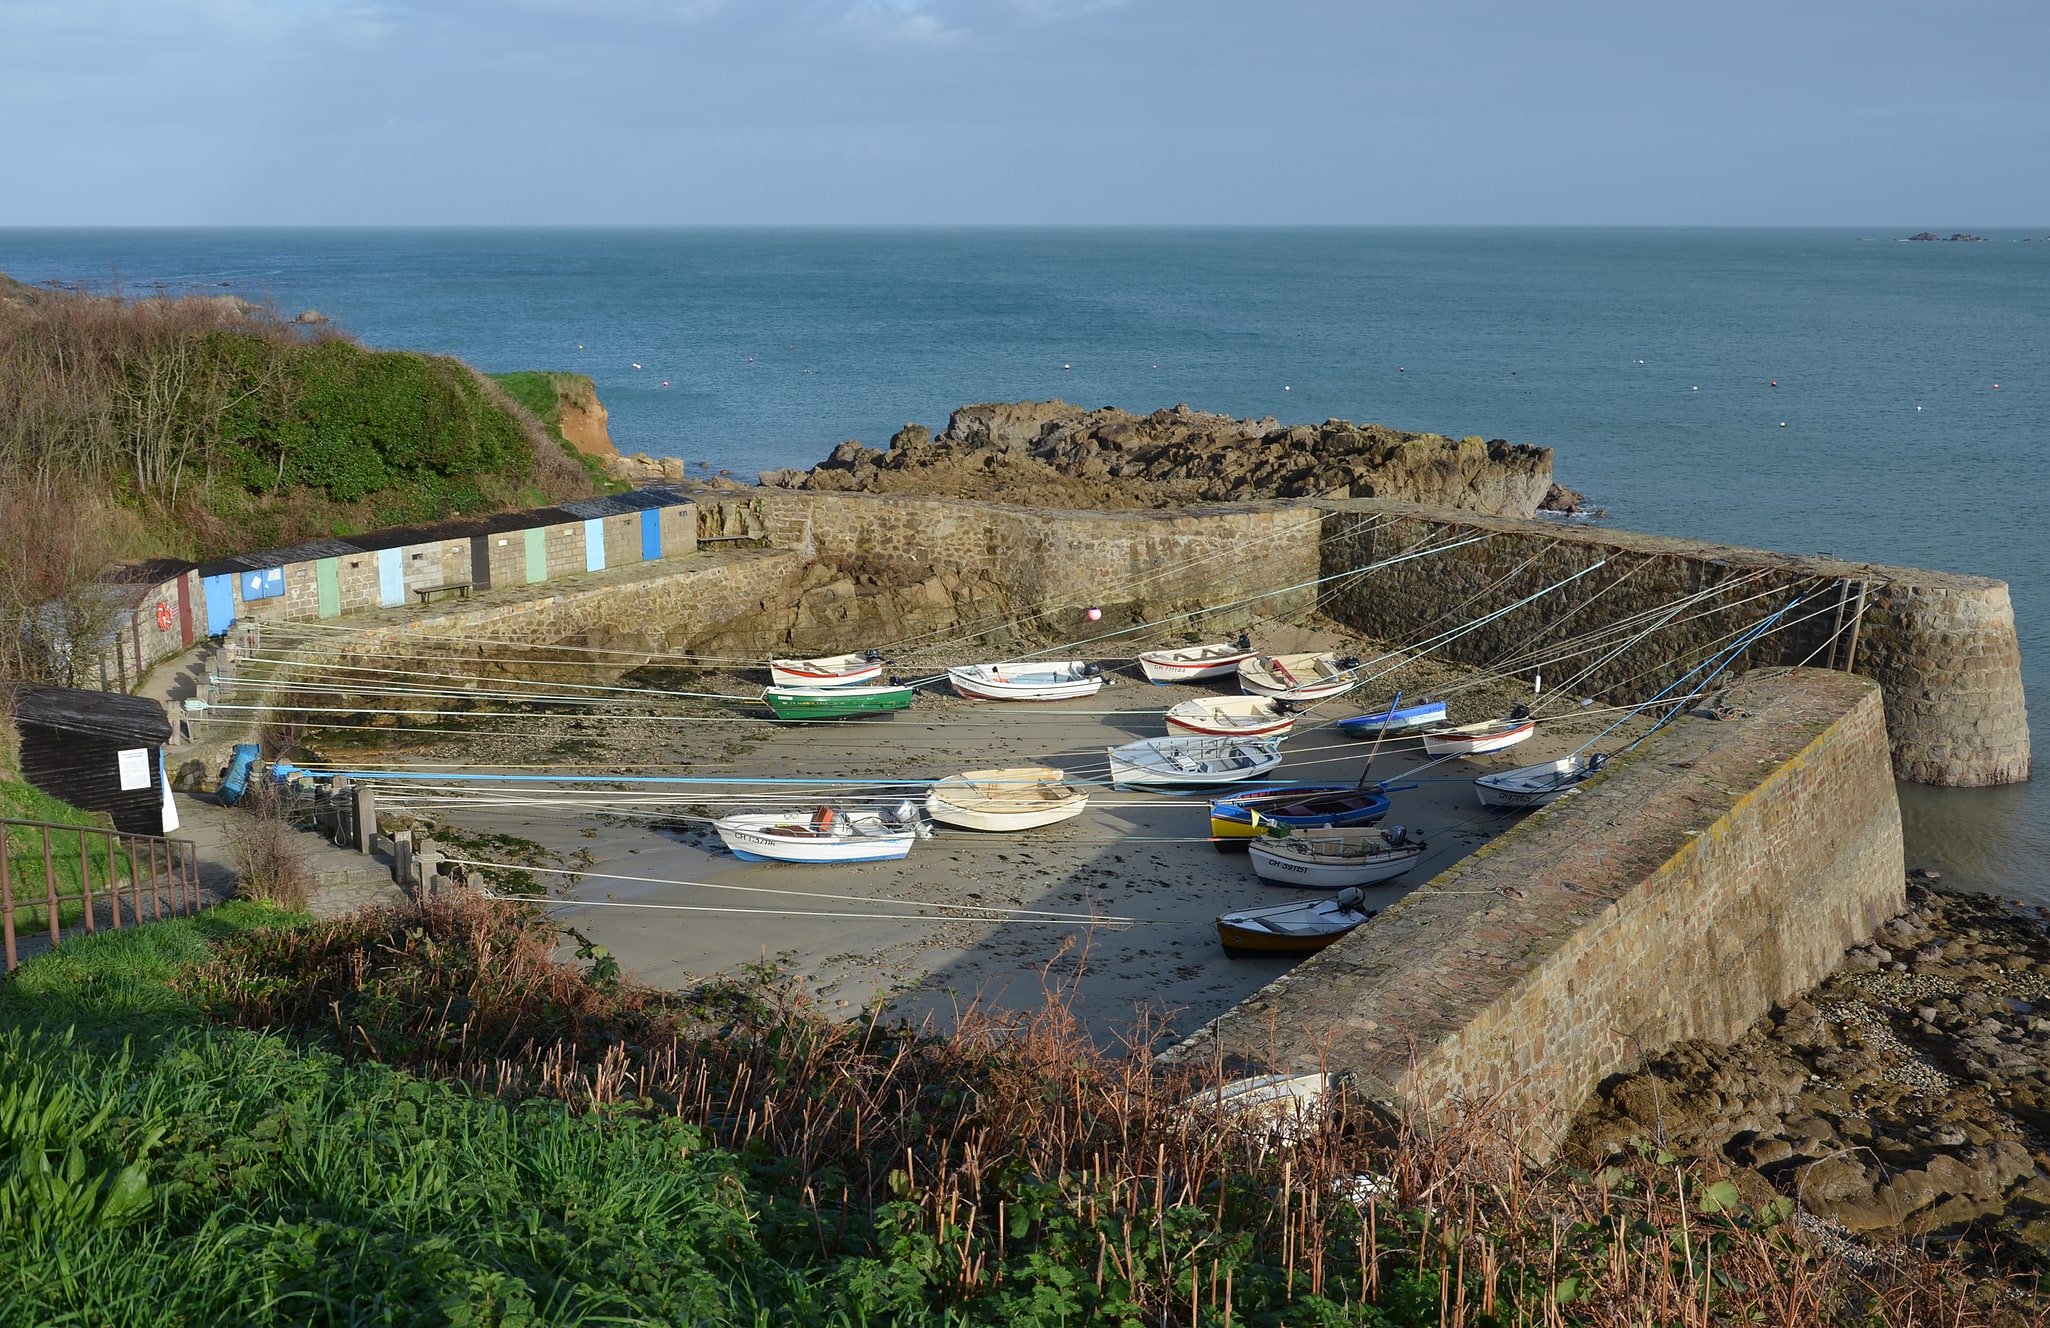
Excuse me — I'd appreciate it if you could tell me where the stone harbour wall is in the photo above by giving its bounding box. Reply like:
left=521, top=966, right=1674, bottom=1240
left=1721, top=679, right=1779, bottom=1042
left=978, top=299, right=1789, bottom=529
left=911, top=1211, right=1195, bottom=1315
left=1170, top=669, right=1907, bottom=1159
left=1314, top=500, right=2030, bottom=788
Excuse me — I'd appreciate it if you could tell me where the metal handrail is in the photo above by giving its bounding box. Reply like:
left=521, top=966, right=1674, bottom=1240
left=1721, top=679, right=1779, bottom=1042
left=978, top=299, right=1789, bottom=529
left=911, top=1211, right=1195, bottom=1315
left=0, top=815, right=204, bottom=971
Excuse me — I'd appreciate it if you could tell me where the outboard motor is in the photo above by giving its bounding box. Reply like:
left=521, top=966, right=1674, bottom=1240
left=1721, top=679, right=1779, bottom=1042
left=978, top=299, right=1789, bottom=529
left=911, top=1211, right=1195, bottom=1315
left=1274, top=700, right=1300, bottom=715
left=863, top=649, right=884, bottom=662
left=1509, top=704, right=1532, bottom=721
left=1337, top=655, right=1362, bottom=670
left=1335, top=887, right=1366, bottom=912
left=1080, top=662, right=1102, bottom=677
left=1235, top=632, right=1253, bottom=652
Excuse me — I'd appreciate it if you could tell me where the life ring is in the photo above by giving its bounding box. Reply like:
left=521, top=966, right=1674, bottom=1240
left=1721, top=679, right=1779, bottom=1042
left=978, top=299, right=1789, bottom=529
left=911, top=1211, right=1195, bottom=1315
left=155, top=602, right=174, bottom=631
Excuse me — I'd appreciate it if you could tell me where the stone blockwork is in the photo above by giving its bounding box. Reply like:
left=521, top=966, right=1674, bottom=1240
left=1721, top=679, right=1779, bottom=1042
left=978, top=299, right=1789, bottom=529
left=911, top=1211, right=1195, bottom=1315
left=1315, top=500, right=2030, bottom=788
left=1170, top=669, right=1907, bottom=1159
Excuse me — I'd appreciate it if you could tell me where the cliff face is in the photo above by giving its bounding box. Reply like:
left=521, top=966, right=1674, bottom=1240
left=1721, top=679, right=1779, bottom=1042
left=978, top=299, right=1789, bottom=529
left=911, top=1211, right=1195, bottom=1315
left=553, top=374, right=616, bottom=458
left=760, top=400, right=1554, bottom=516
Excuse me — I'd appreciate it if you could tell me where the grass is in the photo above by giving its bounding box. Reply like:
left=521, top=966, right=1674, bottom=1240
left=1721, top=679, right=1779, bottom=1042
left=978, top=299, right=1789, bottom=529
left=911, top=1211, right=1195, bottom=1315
left=1, top=776, right=143, bottom=935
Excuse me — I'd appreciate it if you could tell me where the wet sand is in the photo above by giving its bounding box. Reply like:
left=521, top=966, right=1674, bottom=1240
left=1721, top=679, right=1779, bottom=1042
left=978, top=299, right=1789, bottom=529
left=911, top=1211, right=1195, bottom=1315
left=379, top=627, right=1639, bottom=1045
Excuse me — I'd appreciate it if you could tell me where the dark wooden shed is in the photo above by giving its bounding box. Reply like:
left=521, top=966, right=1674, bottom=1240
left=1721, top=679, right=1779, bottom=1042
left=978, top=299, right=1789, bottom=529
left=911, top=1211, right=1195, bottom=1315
left=7, top=686, right=175, bottom=835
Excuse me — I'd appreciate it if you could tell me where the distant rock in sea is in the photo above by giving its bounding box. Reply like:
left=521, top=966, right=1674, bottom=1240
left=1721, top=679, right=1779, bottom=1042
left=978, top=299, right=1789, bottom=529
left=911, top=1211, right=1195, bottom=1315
left=1906, top=232, right=1987, bottom=242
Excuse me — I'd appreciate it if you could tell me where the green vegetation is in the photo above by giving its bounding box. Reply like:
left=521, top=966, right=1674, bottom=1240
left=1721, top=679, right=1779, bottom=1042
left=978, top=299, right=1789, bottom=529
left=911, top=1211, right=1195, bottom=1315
left=0, top=769, right=140, bottom=933
left=490, top=370, right=630, bottom=496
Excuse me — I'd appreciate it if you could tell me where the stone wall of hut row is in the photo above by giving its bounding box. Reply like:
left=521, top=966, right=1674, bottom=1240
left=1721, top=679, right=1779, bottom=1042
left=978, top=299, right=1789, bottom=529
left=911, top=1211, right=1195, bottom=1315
left=1311, top=500, right=2031, bottom=789
left=1169, top=668, right=1905, bottom=1161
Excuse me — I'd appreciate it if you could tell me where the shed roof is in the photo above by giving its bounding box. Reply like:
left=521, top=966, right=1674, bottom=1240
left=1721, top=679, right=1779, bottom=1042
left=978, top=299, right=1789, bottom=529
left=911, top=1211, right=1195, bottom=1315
left=7, top=684, right=171, bottom=745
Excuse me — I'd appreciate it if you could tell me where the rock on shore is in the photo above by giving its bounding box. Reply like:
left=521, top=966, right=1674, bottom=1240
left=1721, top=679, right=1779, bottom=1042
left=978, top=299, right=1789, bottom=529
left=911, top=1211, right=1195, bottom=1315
left=759, top=400, right=1557, bottom=517
left=1569, top=882, right=2050, bottom=1263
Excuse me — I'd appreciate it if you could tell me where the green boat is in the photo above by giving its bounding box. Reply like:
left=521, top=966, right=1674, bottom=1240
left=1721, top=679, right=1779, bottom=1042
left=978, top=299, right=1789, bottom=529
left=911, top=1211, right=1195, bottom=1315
left=762, top=683, right=916, bottom=719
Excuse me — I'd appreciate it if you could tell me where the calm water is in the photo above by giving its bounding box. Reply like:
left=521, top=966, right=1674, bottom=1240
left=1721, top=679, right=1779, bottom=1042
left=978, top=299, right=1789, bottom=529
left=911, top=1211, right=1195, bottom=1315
left=4, top=228, right=2043, bottom=897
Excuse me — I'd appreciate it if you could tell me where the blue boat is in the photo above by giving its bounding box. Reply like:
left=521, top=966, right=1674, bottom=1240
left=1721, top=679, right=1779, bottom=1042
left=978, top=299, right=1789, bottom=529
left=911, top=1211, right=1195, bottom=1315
left=1209, top=783, right=1392, bottom=853
left=1334, top=700, right=1448, bottom=738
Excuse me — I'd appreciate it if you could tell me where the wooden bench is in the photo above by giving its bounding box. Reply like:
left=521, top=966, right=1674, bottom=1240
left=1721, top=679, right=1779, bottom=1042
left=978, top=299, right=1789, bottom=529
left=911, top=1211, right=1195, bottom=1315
left=415, top=582, right=473, bottom=605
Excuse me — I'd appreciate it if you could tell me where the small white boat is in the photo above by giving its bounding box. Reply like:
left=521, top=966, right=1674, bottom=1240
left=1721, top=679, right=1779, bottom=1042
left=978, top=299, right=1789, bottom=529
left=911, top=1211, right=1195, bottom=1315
left=713, top=805, right=928, bottom=863
left=1333, top=699, right=1449, bottom=737
left=1475, top=754, right=1606, bottom=809
left=1237, top=652, right=1362, bottom=701
left=1107, top=735, right=1283, bottom=786
left=1420, top=713, right=1536, bottom=757
left=769, top=652, right=882, bottom=688
left=1164, top=695, right=1297, bottom=738
left=925, top=766, right=1089, bottom=831
left=1248, top=826, right=1426, bottom=888
left=1137, top=639, right=1257, bottom=684
left=1217, top=887, right=1375, bottom=953
left=949, top=661, right=1106, bottom=702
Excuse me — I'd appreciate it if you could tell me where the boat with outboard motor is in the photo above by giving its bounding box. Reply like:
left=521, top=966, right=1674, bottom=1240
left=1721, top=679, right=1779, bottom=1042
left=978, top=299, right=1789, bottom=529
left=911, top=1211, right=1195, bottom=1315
left=925, top=766, right=1089, bottom=831
left=769, top=652, right=884, bottom=688
left=1137, top=635, right=1257, bottom=684
left=1216, top=887, right=1377, bottom=954
left=949, top=661, right=1107, bottom=701
left=1247, top=825, right=1426, bottom=888
left=1237, top=652, right=1362, bottom=701
left=1333, top=699, right=1449, bottom=737
left=1208, top=782, right=1391, bottom=851
left=762, top=683, right=915, bottom=719
left=1420, top=709, right=1536, bottom=757
left=1107, top=735, right=1283, bottom=787
left=1164, top=694, right=1298, bottom=738
left=713, top=804, right=930, bottom=863
left=1475, top=753, right=1606, bottom=809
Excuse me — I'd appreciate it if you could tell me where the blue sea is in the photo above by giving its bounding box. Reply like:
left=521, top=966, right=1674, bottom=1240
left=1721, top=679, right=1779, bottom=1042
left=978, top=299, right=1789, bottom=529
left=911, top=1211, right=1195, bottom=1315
left=3, top=228, right=2044, bottom=899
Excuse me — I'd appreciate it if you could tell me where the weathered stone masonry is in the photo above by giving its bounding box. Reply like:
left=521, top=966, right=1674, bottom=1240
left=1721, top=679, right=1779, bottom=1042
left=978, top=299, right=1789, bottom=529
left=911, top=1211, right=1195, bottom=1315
left=1171, top=669, right=1906, bottom=1158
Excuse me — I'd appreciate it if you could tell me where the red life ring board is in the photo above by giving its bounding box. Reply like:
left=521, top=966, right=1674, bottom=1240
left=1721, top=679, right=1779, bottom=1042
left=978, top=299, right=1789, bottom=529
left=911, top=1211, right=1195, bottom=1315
left=155, top=602, right=174, bottom=630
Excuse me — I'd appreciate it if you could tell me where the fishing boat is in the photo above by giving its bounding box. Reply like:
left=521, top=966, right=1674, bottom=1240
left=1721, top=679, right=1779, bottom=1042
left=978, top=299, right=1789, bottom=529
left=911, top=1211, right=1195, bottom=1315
left=713, top=804, right=928, bottom=863
left=1248, top=826, right=1426, bottom=888
left=925, top=766, right=1089, bottom=831
left=1333, top=699, right=1449, bottom=737
left=1137, top=637, right=1256, bottom=684
left=1237, top=652, right=1362, bottom=701
left=948, top=661, right=1106, bottom=702
left=1216, top=887, right=1376, bottom=954
left=761, top=683, right=915, bottom=720
left=1164, top=695, right=1298, bottom=738
left=769, top=651, right=883, bottom=688
left=1420, top=711, right=1536, bottom=757
left=1106, top=735, right=1283, bottom=787
left=1475, top=754, right=1606, bottom=810
left=1208, top=783, right=1390, bottom=852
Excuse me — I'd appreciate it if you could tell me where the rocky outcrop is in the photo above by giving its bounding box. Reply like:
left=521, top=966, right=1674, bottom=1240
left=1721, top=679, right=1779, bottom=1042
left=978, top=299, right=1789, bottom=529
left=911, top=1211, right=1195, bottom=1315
left=554, top=374, right=615, bottom=457
left=1571, top=882, right=2050, bottom=1255
left=759, top=400, right=1556, bottom=517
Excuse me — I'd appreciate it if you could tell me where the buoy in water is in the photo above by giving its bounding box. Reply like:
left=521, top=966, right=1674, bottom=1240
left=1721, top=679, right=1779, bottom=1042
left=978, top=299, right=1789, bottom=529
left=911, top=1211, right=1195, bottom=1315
left=1780, top=422, right=1788, bottom=428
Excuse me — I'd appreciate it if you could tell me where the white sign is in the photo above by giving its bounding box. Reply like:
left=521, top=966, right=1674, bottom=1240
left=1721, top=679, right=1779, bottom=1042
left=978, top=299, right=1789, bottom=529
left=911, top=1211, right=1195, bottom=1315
left=117, top=748, right=150, bottom=791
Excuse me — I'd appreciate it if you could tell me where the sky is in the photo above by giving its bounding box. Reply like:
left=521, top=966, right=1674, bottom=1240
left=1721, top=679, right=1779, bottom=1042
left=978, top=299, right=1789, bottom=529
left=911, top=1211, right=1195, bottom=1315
left=5, top=0, right=2045, bottom=226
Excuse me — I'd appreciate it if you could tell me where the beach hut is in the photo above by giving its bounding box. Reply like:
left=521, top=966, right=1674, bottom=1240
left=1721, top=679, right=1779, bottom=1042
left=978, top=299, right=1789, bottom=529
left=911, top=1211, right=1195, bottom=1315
left=7, top=685, right=179, bottom=834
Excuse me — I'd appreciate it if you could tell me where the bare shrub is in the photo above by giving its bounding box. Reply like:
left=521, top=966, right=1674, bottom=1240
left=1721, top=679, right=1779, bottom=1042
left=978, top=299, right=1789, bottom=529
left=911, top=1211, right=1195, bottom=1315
left=224, top=780, right=311, bottom=911
left=0, top=473, right=130, bottom=685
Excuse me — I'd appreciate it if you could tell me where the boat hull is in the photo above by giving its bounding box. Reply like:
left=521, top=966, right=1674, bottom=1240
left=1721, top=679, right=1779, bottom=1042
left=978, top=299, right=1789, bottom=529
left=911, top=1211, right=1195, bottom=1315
left=1208, top=784, right=1389, bottom=851
left=1474, top=756, right=1596, bottom=809
left=1215, top=897, right=1373, bottom=953
left=1107, top=737, right=1283, bottom=787
left=948, top=662, right=1105, bottom=702
left=1334, top=701, right=1449, bottom=737
left=925, top=766, right=1090, bottom=832
left=1164, top=697, right=1296, bottom=737
left=769, top=656, right=882, bottom=688
left=1237, top=653, right=1361, bottom=701
left=1248, top=839, right=1424, bottom=888
left=1420, top=719, right=1536, bottom=757
left=1138, top=646, right=1257, bottom=684
left=762, top=685, right=915, bottom=719
left=713, top=812, right=919, bottom=863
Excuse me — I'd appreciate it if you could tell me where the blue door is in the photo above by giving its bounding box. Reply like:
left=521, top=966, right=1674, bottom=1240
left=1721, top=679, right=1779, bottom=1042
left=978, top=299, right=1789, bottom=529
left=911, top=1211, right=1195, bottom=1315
left=583, top=519, right=606, bottom=572
left=640, top=509, right=661, bottom=561
left=202, top=574, right=236, bottom=635
left=376, top=548, right=406, bottom=607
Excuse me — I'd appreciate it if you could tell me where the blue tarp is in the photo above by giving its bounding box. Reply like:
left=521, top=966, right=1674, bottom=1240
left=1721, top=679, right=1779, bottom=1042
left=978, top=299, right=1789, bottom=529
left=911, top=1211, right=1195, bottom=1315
left=219, top=743, right=261, bottom=806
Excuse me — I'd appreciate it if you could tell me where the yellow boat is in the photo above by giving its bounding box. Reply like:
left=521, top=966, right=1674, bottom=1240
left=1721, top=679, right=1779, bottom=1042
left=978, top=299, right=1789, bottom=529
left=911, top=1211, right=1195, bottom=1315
left=1215, top=888, right=1375, bottom=954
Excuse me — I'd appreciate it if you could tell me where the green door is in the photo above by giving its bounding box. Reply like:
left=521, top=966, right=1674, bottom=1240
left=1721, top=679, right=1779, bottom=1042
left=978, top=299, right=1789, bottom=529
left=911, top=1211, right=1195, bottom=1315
left=315, top=557, right=341, bottom=618
left=524, top=527, right=547, bottom=583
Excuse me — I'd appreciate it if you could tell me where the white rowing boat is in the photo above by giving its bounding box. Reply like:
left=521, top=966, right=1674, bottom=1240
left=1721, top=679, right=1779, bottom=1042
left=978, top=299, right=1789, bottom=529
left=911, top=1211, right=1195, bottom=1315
left=1164, top=695, right=1298, bottom=738
left=1420, top=713, right=1536, bottom=757
left=1475, top=754, right=1606, bottom=809
left=1216, top=887, right=1376, bottom=953
left=713, top=805, right=928, bottom=863
left=1137, top=639, right=1257, bottom=684
left=1107, top=735, right=1283, bottom=786
left=1237, top=652, right=1362, bottom=701
left=948, top=661, right=1106, bottom=702
left=1247, top=826, right=1426, bottom=888
left=769, top=652, right=883, bottom=688
left=925, top=766, right=1089, bottom=831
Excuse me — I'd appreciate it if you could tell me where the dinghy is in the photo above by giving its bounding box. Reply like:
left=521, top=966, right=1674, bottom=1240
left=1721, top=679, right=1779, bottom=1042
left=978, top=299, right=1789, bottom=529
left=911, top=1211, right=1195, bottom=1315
left=1107, top=735, right=1283, bottom=787
left=1475, top=753, right=1606, bottom=810
left=1248, top=826, right=1426, bottom=888
left=925, top=766, right=1089, bottom=831
left=1420, top=711, right=1536, bottom=757
left=1237, top=652, right=1362, bottom=701
left=1333, top=699, right=1448, bottom=737
left=762, top=683, right=915, bottom=720
left=769, top=652, right=883, bottom=688
left=1207, top=783, right=1391, bottom=851
left=713, top=804, right=928, bottom=863
left=1137, top=637, right=1257, bottom=684
left=949, top=661, right=1106, bottom=702
left=1216, top=887, right=1376, bottom=954
left=1164, top=695, right=1297, bottom=738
